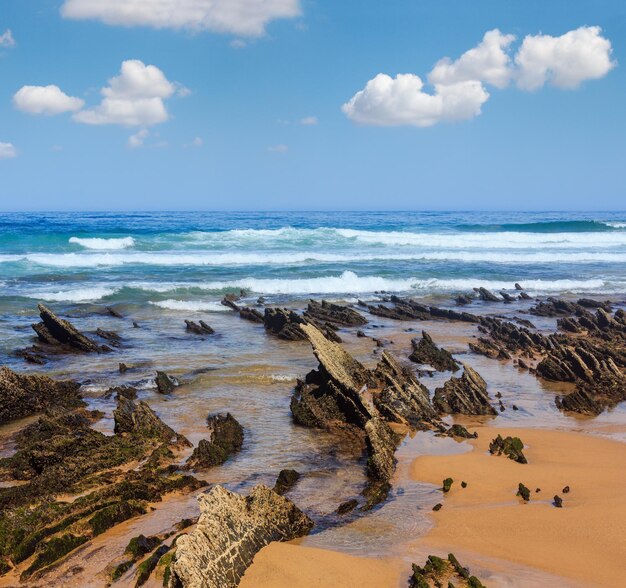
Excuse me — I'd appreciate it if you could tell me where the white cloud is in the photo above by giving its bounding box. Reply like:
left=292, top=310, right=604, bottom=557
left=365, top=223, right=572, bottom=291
left=0, top=142, right=17, bottom=159
left=230, top=39, right=247, bottom=49
left=342, top=73, right=489, bottom=127
left=429, top=29, right=516, bottom=89
left=0, top=29, right=15, bottom=48
left=13, top=85, right=85, bottom=115
left=344, top=26, right=615, bottom=128
left=515, top=26, right=616, bottom=90
left=61, top=0, right=301, bottom=37
left=300, top=116, right=318, bottom=125
left=74, top=60, right=177, bottom=127
left=128, top=129, right=149, bottom=148
left=268, top=144, right=288, bottom=152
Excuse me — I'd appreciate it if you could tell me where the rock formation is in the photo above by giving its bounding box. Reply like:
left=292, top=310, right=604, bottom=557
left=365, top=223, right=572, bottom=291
left=168, top=485, right=313, bottom=588
left=186, top=413, right=243, bottom=470
left=303, top=299, right=367, bottom=327
left=433, top=364, right=496, bottom=415
left=185, top=320, right=215, bottom=335
left=31, top=304, right=104, bottom=352
left=155, top=371, right=178, bottom=394
left=409, top=331, right=460, bottom=372
left=488, top=434, right=527, bottom=464
left=0, top=367, right=82, bottom=425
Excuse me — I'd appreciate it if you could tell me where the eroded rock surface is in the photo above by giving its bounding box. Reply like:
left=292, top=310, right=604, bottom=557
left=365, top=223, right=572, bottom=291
left=303, top=299, right=367, bottom=327
left=409, top=553, right=486, bottom=588
left=186, top=413, right=243, bottom=470
left=409, top=331, right=460, bottom=372
left=169, top=485, right=313, bottom=588
left=0, top=366, right=82, bottom=425
left=433, top=364, right=496, bottom=415
left=32, top=304, right=103, bottom=352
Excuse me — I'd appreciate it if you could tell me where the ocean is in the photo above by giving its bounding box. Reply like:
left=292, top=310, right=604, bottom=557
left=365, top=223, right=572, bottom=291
left=1, top=211, right=626, bottom=311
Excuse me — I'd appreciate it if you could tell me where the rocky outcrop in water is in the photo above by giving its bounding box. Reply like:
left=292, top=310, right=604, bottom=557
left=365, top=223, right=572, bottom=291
left=185, top=320, right=215, bottom=335
left=0, top=367, right=82, bottom=425
left=273, top=469, right=301, bottom=495
left=291, top=324, right=442, bottom=508
left=32, top=304, right=105, bottom=352
left=363, top=296, right=480, bottom=323
left=409, top=331, right=460, bottom=372
left=303, top=299, right=367, bottom=327
left=475, top=287, right=501, bottom=302
left=155, top=371, right=178, bottom=394
left=186, top=413, right=243, bottom=470
left=264, top=307, right=308, bottom=340
left=409, top=553, right=486, bottom=588
left=168, top=485, right=313, bottom=588
left=433, top=364, right=497, bottom=415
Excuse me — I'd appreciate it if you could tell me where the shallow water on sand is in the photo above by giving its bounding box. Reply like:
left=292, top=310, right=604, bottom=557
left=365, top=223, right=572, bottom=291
left=0, top=293, right=624, bottom=587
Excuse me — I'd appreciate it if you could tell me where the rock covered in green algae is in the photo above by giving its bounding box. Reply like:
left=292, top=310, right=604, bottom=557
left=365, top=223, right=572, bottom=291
left=0, top=366, right=82, bottom=425
left=186, top=412, right=243, bottom=470
left=488, top=434, right=527, bottom=464
left=0, top=396, right=202, bottom=580
left=446, top=424, right=478, bottom=439
left=409, top=553, right=486, bottom=587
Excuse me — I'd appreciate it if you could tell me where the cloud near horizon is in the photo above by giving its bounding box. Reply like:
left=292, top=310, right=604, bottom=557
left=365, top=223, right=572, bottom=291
left=344, top=26, right=616, bottom=128
left=60, top=0, right=301, bottom=37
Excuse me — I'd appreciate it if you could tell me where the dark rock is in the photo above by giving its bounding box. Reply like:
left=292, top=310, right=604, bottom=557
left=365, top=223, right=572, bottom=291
left=264, top=307, right=308, bottom=340
left=519, top=291, right=532, bottom=300
left=96, top=328, right=121, bottom=346
left=0, top=367, right=82, bottom=425
left=356, top=330, right=366, bottom=338
left=461, top=481, right=467, bottom=488
left=563, top=485, right=570, bottom=494
left=32, top=304, right=102, bottom=352
left=169, top=485, right=313, bottom=588
left=489, top=435, right=527, bottom=464
left=515, top=283, right=523, bottom=290
left=433, top=365, right=497, bottom=416
left=517, top=483, right=531, bottom=502
left=456, top=294, right=473, bottom=305
left=155, top=371, right=177, bottom=394
left=336, top=499, right=358, bottom=515
left=442, top=478, right=453, bottom=493
left=475, top=287, right=501, bottom=302
left=119, top=362, right=129, bottom=373
left=273, top=469, right=301, bottom=495
left=185, top=320, right=215, bottom=335
left=114, top=396, right=190, bottom=447
left=304, top=299, right=367, bottom=327
left=133, top=321, right=140, bottom=328
left=135, top=544, right=170, bottom=587
left=432, top=503, right=442, bottom=511
left=106, top=306, right=124, bottom=318
left=500, top=291, right=517, bottom=303
left=409, top=331, right=460, bottom=372
left=186, top=413, right=243, bottom=470
left=553, top=495, right=563, bottom=508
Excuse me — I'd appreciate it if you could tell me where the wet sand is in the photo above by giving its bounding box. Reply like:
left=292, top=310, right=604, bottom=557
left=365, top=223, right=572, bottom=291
left=410, top=426, right=626, bottom=587
left=240, top=543, right=403, bottom=588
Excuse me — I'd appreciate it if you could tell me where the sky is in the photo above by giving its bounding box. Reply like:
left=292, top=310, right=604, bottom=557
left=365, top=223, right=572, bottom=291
left=0, top=0, right=625, bottom=211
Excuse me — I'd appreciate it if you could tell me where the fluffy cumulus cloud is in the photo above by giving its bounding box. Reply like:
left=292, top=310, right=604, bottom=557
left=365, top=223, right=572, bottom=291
left=342, top=73, right=489, bottom=127
left=429, top=29, right=516, bottom=89
left=61, top=0, right=300, bottom=37
left=0, top=142, right=17, bottom=159
left=344, top=26, right=615, bottom=128
left=74, top=60, right=176, bottom=126
left=515, top=26, right=616, bottom=90
left=13, top=85, right=85, bottom=115
left=0, top=29, right=15, bottom=48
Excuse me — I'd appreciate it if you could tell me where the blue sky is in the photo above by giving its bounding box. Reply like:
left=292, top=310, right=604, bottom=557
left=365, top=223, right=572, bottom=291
left=0, top=0, right=624, bottom=211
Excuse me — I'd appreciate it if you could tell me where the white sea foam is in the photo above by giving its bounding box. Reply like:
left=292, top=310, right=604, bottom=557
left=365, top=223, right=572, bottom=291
left=149, top=299, right=231, bottom=312
left=9, top=248, right=626, bottom=268
left=69, top=236, right=135, bottom=250
left=24, top=286, right=119, bottom=302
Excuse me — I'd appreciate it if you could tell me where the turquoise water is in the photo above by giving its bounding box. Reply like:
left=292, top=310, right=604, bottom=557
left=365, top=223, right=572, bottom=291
left=1, top=211, right=626, bottom=311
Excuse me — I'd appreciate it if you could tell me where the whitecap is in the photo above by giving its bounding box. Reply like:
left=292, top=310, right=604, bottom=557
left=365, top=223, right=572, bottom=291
left=69, top=236, right=135, bottom=250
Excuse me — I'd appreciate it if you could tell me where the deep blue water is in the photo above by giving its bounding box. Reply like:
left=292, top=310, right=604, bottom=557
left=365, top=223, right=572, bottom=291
left=1, top=211, right=626, bottom=310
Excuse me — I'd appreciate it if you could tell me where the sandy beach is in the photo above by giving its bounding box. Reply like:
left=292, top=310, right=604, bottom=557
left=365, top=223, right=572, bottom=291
left=410, top=426, right=626, bottom=587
